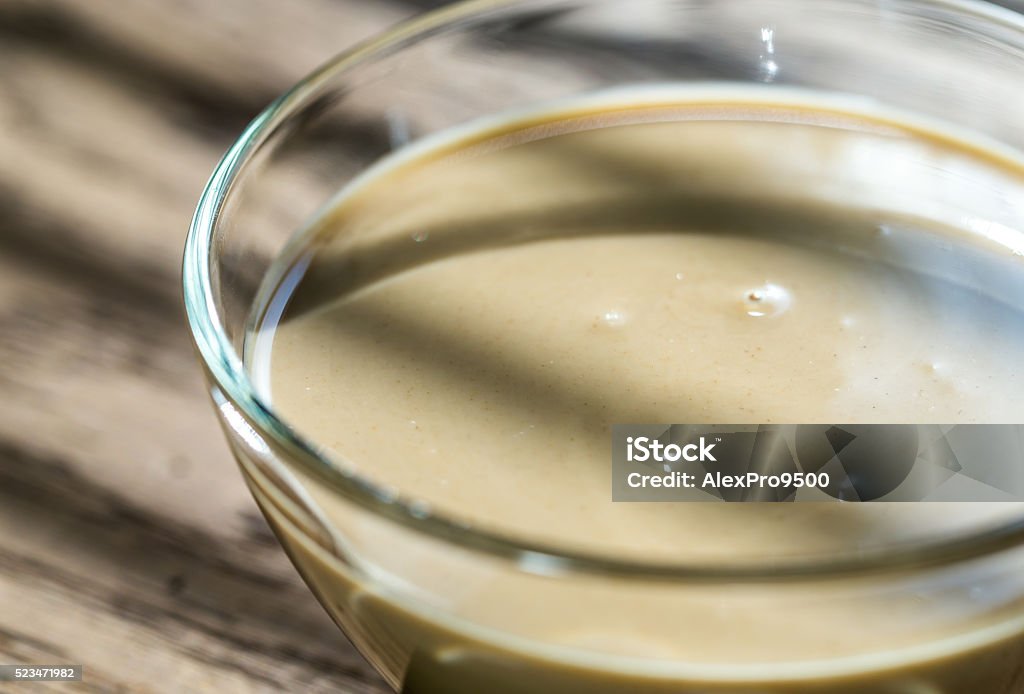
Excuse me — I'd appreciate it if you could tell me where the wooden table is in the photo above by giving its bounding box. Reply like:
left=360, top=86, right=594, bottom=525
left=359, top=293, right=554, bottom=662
left=0, top=2, right=440, bottom=691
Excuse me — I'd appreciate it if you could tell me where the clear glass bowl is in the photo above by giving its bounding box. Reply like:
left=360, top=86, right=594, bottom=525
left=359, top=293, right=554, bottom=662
left=183, top=1, right=1024, bottom=691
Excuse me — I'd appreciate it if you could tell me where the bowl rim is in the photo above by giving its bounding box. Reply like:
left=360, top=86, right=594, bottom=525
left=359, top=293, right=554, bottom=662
left=183, top=0, right=1024, bottom=582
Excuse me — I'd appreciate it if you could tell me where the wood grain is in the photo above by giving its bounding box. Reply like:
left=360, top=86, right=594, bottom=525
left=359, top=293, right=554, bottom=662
left=0, top=1, right=426, bottom=691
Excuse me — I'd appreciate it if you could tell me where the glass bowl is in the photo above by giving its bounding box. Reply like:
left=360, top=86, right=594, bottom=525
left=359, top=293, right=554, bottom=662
left=184, top=1, right=1024, bottom=691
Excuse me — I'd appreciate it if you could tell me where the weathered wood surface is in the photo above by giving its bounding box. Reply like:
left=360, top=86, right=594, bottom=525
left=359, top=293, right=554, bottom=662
left=0, top=1, right=437, bottom=691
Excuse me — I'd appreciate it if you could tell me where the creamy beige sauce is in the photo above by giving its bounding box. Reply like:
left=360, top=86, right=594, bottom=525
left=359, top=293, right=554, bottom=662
left=246, top=94, right=1024, bottom=691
